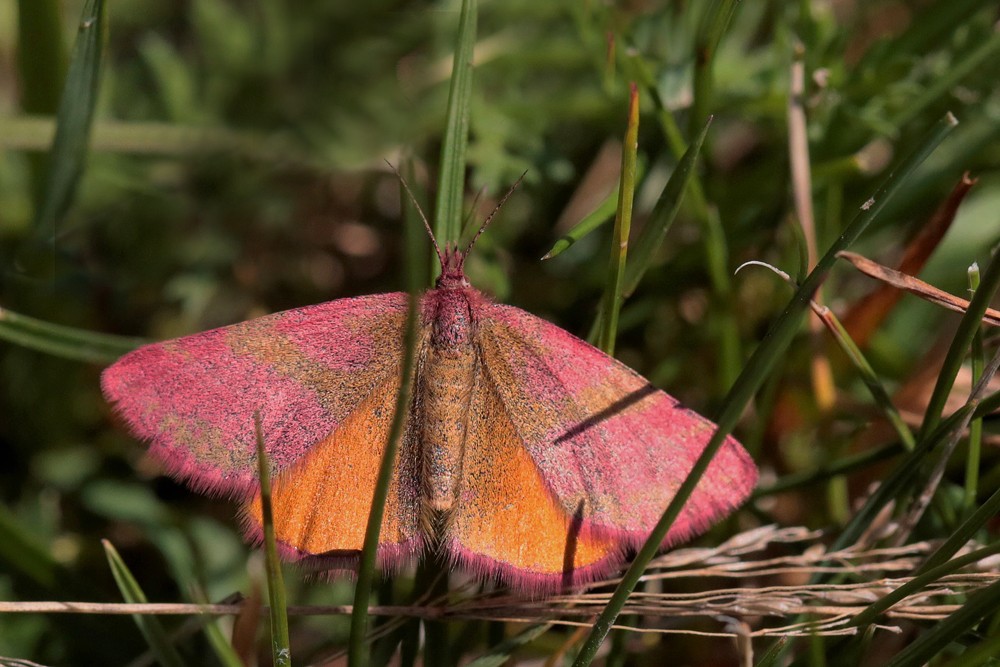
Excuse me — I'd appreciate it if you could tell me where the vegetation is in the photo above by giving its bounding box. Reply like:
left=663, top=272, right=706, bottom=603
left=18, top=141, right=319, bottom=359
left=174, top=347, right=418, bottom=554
left=1, top=0, right=999, bottom=664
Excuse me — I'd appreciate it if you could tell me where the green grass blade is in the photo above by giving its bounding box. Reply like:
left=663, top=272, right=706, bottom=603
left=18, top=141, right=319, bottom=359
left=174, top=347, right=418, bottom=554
left=848, top=541, right=1000, bottom=630
left=347, top=177, right=425, bottom=667
left=622, top=115, right=712, bottom=297
left=571, top=113, right=957, bottom=667
left=542, top=185, right=620, bottom=260
left=596, top=82, right=639, bottom=356
left=751, top=441, right=904, bottom=499
left=198, top=604, right=245, bottom=667
left=755, top=637, right=789, bottom=667
left=624, top=49, right=741, bottom=391
left=689, top=0, right=738, bottom=137
left=920, top=232, right=1000, bottom=437
left=466, top=623, right=552, bottom=667
left=102, top=540, right=186, bottom=667
left=22, top=0, right=106, bottom=271
left=0, top=505, right=59, bottom=589
left=813, top=304, right=916, bottom=450
left=15, top=0, right=66, bottom=207
left=0, top=305, right=144, bottom=363
left=254, top=414, right=291, bottom=667
left=883, top=577, right=1000, bottom=667
left=941, top=630, right=1000, bottom=667
left=890, top=29, right=1000, bottom=132
left=964, top=264, right=984, bottom=516
left=919, top=483, right=1000, bottom=575
left=432, top=0, right=477, bottom=250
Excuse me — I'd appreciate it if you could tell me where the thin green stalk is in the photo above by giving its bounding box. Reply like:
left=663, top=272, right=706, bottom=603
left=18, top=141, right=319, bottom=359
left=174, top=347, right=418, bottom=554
left=847, top=541, right=1000, bottom=630
left=752, top=441, right=903, bottom=499
left=432, top=0, right=477, bottom=251
left=572, top=113, right=957, bottom=667
left=814, top=304, right=915, bottom=450
left=623, top=50, right=741, bottom=391
left=0, top=305, right=144, bottom=362
left=103, top=540, right=186, bottom=667
left=22, top=0, right=106, bottom=275
left=347, top=191, right=424, bottom=667
left=940, top=629, right=1000, bottom=667
left=16, top=0, right=66, bottom=207
left=890, top=29, right=1000, bottom=132
left=921, top=232, right=1000, bottom=438
left=597, top=82, right=639, bottom=356
left=964, top=264, right=983, bottom=515
left=690, top=0, right=739, bottom=137
left=883, top=577, right=1000, bottom=667
left=542, top=185, right=620, bottom=259
left=254, top=414, right=291, bottom=667
left=919, top=483, right=1000, bottom=575
left=466, top=623, right=552, bottom=667
left=622, top=116, right=713, bottom=297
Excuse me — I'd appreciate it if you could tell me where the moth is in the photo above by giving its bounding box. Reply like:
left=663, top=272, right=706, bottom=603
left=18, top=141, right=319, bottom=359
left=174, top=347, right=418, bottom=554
left=102, top=209, right=757, bottom=593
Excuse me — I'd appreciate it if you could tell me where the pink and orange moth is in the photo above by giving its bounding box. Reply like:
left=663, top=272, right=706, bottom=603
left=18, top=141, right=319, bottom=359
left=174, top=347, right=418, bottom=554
left=102, top=216, right=757, bottom=593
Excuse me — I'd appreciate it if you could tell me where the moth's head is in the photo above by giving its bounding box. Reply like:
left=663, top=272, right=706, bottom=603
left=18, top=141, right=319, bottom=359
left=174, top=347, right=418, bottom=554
left=435, top=245, right=470, bottom=289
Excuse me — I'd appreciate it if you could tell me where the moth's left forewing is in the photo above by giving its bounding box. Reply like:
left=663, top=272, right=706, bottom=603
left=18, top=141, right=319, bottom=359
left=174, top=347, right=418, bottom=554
left=475, top=303, right=758, bottom=550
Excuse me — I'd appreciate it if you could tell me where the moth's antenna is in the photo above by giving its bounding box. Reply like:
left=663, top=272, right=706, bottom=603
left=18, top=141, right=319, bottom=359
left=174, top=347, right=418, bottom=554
left=463, top=170, right=528, bottom=256
left=460, top=184, right=488, bottom=238
left=385, top=160, right=445, bottom=267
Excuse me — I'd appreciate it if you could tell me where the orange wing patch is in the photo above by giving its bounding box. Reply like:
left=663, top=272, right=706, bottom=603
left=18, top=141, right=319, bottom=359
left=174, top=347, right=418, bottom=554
left=243, top=373, right=422, bottom=570
left=444, top=375, right=623, bottom=591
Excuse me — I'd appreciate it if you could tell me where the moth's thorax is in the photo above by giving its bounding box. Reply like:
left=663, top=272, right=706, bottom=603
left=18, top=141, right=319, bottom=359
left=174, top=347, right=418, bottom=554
left=425, top=286, right=481, bottom=349
left=420, top=286, right=483, bottom=514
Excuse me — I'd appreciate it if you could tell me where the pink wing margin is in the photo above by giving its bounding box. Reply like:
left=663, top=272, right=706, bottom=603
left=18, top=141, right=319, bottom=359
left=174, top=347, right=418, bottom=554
left=101, top=292, right=410, bottom=499
left=478, top=303, right=758, bottom=550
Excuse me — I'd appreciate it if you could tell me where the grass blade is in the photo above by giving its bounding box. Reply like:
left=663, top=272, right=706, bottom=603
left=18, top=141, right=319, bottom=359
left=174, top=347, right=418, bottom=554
left=689, top=0, right=738, bottom=137
left=15, top=0, right=67, bottom=207
left=20, top=0, right=106, bottom=275
left=622, top=115, right=712, bottom=297
left=0, top=304, right=144, bottom=363
left=596, top=82, right=639, bottom=356
left=920, top=237, right=1000, bottom=437
left=542, top=185, right=620, bottom=260
left=102, top=540, right=185, bottom=667
left=466, top=623, right=552, bottom=667
left=571, top=113, right=958, bottom=667
left=883, top=576, right=1000, bottom=667
left=432, top=0, right=477, bottom=250
left=347, top=173, right=425, bottom=667
left=254, top=414, right=291, bottom=667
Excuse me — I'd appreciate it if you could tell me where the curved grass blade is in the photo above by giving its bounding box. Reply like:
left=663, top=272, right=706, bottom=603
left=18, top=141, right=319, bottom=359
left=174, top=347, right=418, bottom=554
left=542, top=185, right=620, bottom=260
left=883, top=577, right=1000, bottom=667
left=572, top=113, right=958, bottom=667
left=102, top=540, right=185, bottom=667
left=689, top=0, right=738, bottom=137
left=15, top=0, right=67, bottom=207
left=19, top=0, right=106, bottom=277
left=597, top=82, right=639, bottom=356
left=848, top=541, right=1000, bottom=631
left=466, top=623, right=552, bottom=667
left=0, top=305, right=144, bottom=363
left=254, top=414, right=291, bottom=667
left=197, top=601, right=245, bottom=667
left=347, top=172, right=425, bottom=667
left=919, top=483, right=1000, bottom=575
left=622, top=115, right=712, bottom=297
left=432, top=0, right=477, bottom=251
left=920, top=238, right=1000, bottom=437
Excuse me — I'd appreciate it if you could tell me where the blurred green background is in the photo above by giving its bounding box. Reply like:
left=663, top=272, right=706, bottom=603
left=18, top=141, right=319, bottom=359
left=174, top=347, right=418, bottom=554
left=2, top=0, right=1000, bottom=664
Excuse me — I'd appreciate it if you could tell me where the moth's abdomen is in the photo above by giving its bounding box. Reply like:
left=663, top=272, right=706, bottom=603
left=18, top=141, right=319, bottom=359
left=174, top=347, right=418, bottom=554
left=419, top=287, right=482, bottom=514
left=421, top=346, right=476, bottom=513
